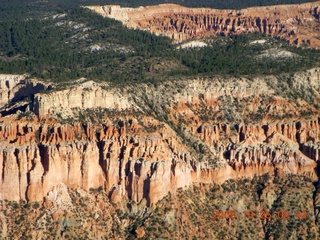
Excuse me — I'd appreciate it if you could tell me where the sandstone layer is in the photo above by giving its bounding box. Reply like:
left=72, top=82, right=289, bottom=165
left=86, top=1, right=320, bottom=48
left=1, top=69, right=320, bottom=206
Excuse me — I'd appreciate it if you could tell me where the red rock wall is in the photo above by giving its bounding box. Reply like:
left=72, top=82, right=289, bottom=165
left=87, top=2, right=320, bottom=48
left=0, top=116, right=317, bottom=204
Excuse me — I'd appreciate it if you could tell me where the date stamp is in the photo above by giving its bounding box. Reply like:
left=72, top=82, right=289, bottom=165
left=213, top=209, right=308, bottom=220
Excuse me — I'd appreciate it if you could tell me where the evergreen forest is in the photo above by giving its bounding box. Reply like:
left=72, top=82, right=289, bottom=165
left=0, top=0, right=319, bottom=84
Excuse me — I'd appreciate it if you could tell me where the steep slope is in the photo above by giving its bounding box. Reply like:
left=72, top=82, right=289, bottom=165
left=1, top=68, right=320, bottom=205
left=1, top=175, right=319, bottom=239
left=86, top=1, right=320, bottom=48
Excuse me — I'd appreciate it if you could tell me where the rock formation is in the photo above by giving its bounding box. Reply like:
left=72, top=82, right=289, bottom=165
left=1, top=68, right=320, bottom=205
left=86, top=1, right=320, bottom=48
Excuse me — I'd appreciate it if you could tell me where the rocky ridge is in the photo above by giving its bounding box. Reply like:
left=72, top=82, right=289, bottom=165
left=86, top=1, right=320, bottom=48
left=0, top=68, right=320, bottom=206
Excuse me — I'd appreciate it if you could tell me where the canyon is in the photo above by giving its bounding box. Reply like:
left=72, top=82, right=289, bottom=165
left=1, top=68, right=320, bottom=206
left=2, top=1, right=320, bottom=238
left=1, top=68, right=320, bottom=238
left=86, top=1, right=320, bottom=48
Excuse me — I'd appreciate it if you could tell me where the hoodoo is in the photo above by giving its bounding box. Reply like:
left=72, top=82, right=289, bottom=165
left=86, top=1, right=320, bottom=47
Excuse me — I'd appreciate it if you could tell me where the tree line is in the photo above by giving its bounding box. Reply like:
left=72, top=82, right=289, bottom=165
left=0, top=0, right=319, bottom=84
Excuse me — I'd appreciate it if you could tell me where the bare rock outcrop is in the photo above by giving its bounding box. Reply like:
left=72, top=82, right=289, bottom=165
left=32, top=81, right=134, bottom=118
left=0, top=74, right=50, bottom=108
left=86, top=2, right=320, bottom=48
left=0, top=116, right=318, bottom=204
left=1, top=67, right=320, bottom=205
left=0, top=74, right=27, bottom=107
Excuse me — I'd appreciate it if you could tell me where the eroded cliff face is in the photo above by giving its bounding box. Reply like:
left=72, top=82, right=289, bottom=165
left=0, top=174, right=318, bottom=239
left=0, top=116, right=317, bottom=202
left=0, top=69, right=320, bottom=206
left=86, top=2, right=320, bottom=48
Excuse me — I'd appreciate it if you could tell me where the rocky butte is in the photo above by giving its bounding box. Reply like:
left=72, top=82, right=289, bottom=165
left=86, top=1, right=320, bottom=48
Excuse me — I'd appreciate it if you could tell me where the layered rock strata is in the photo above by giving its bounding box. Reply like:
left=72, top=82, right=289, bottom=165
left=86, top=1, right=320, bottom=48
left=1, top=68, right=320, bottom=205
left=0, top=116, right=317, bottom=204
